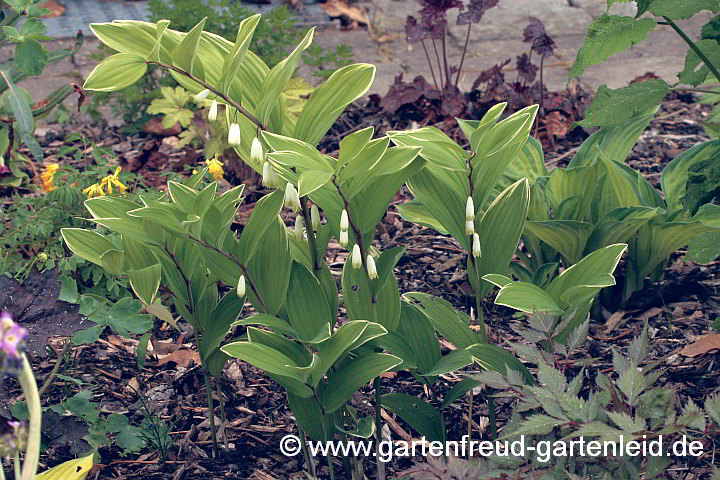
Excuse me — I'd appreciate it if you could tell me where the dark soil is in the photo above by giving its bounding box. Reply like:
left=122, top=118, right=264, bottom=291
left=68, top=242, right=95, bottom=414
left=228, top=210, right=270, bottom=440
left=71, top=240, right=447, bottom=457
left=1, top=94, right=719, bottom=480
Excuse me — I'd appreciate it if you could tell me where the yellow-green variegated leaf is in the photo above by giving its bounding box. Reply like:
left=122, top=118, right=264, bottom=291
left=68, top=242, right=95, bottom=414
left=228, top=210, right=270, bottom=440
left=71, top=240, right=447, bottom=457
left=36, top=454, right=94, bottom=480
left=395, top=201, right=449, bottom=235
left=482, top=277, right=564, bottom=315
left=172, top=17, right=206, bottom=79
left=546, top=163, right=598, bottom=221
left=471, top=105, right=538, bottom=210
left=128, top=264, right=162, bottom=305
left=472, top=178, right=530, bottom=297
left=545, top=243, right=627, bottom=309
left=388, top=127, right=468, bottom=171
left=84, top=53, right=147, bottom=91
left=61, top=228, right=117, bottom=266
left=220, top=14, right=261, bottom=95
left=256, top=28, right=314, bottom=126
left=294, top=63, right=376, bottom=146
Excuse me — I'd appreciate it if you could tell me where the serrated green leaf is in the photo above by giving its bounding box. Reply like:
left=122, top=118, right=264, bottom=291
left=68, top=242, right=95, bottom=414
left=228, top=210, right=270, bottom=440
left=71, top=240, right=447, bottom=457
left=678, top=39, right=720, bottom=86
left=576, top=80, right=669, bottom=128
left=570, top=14, right=656, bottom=79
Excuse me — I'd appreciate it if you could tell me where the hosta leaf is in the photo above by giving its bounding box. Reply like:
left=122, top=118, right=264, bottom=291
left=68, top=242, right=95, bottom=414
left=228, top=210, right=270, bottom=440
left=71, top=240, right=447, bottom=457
left=524, top=220, right=593, bottom=264
left=661, top=139, right=720, bottom=212
left=575, top=80, right=669, bottom=128
left=570, top=14, right=656, bottom=78
left=483, top=278, right=564, bottom=315
left=36, top=454, right=94, bottom=480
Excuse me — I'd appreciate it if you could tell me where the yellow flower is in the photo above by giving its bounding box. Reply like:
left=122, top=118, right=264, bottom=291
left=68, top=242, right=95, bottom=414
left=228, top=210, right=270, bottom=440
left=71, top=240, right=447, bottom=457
left=83, top=183, right=105, bottom=198
left=100, top=167, right=127, bottom=195
left=205, top=157, right=224, bottom=181
left=41, top=163, right=59, bottom=192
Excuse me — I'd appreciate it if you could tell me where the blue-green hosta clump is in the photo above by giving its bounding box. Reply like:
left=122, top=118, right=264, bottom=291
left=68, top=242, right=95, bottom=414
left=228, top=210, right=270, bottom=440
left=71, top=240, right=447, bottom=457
left=499, top=110, right=720, bottom=309
left=0, top=0, right=84, bottom=186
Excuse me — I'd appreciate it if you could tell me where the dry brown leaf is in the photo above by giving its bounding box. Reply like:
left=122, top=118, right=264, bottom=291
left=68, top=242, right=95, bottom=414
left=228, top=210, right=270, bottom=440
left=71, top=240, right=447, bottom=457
left=637, top=307, right=665, bottom=320
left=40, top=0, right=65, bottom=17
left=156, top=349, right=200, bottom=368
left=680, top=333, right=720, bottom=357
left=322, top=0, right=369, bottom=25
left=604, top=311, right=627, bottom=334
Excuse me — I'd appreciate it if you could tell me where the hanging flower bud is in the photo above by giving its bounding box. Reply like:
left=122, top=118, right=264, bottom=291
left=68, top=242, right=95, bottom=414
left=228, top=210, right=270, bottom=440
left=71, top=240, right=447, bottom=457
left=208, top=99, right=218, bottom=121
left=339, top=229, right=349, bottom=248
left=351, top=244, right=362, bottom=269
left=340, top=209, right=349, bottom=231
left=465, top=220, right=475, bottom=236
left=472, top=233, right=481, bottom=258
left=251, top=137, right=264, bottom=164
left=311, top=204, right=320, bottom=231
left=466, top=196, right=475, bottom=221
left=284, top=182, right=300, bottom=212
left=228, top=123, right=241, bottom=147
left=262, top=161, right=277, bottom=188
left=236, top=275, right=246, bottom=297
left=294, top=215, right=305, bottom=240
left=193, top=88, right=211, bottom=103
left=366, top=255, right=378, bottom=279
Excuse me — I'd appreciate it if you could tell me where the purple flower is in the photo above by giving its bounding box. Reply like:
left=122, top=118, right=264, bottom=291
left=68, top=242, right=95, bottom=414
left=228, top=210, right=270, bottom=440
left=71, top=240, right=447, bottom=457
left=0, top=312, right=27, bottom=360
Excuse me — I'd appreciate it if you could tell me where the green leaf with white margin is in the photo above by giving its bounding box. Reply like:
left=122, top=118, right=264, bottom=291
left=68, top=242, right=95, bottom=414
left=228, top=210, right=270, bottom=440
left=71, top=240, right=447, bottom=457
left=320, top=352, right=402, bottom=413
left=524, top=220, right=594, bottom=264
left=545, top=243, right=627, bottom=308
left=336, top=126, right=374, bottom=172
left=220, top=14, right=261, bottom=95
left=570, top=14, right=656, bottom=78
left=471, top=106, right=538, bottom=211
left=245, top=216, right=292, bottom=315
left=403, top=292, right=482, bottom=349
left=395, top=201, right=449, bottom=235
left=232, top=313, right=297, bottom=338
left=35, top=453, right=94, bottom=480
left=298, top=170, right=334, bottom=197
left=61, top=228, right=117, bottom=266
left=381, top=393, right=446, bottom=442
left=661, top=139, right=720, bottom=212
left=127, top=264, right=162, bottom=305
left=286, top=262, right=332, bottom=343
left=310, top=320, right=387, bottom=386
left=648, top=0, right=719, bottom=20
left=405, top=167, right=469, bottom=249
left=295, top=63, right=376, bottom=146
left=594, top=146, right=643, bottom=219
left=576, top=79, right=669, bottom=128
left=256, top=28, right=314, bottom=125
left=172, top=17, right=206, bottom=79
left=83, top=53, right=148, bottom=91
left=147, top=20, right=170, bottom=62
left=263, top=131, right=335, bottom=173
left=482, top=276, right=565, bottom=315
left=545, top=163, right=598, bottom=221
left=678, top=39, right=720, bottom=86
left=237, top=190, right=284, bottom=263
left=472, top=178, right=530, bottom=297
left=388, top=127, right=469, bottom=171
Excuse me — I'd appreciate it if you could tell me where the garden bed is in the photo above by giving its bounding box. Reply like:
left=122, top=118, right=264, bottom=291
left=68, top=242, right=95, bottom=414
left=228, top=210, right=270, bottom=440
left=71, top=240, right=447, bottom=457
left=2, top=95, right=719, bottom=480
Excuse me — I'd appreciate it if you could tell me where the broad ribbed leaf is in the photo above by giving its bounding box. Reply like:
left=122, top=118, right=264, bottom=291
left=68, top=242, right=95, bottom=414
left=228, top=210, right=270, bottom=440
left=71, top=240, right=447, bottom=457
left=381, top=393, right=446, bottom=442
left=662, top=140, right=720, bottom=212
left=321, top=353, right=402, bottom=413
left=287, top=262, right=332, bottom=343
left=127, top=264, right=162, bottom=305
left=172, top=17, right=206, bottom=79
left=61, top=228, right=116, bottom=266
left=295, top=63, right=376, bottom=145
left=84, top=53, right=148, bottom=91
left=403, top=292, right=482, bottom=349
left=485, top=280, right=565, bottom=315
left=220, top=14, right=261, bottom=95
left=524, top=220, right=594, bottom=264
left=388, top=127, right=468, bottom=171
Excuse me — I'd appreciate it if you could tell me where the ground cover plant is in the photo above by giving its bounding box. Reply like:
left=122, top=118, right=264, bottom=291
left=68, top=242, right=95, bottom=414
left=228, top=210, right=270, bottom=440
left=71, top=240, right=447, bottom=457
left=1, top=0, right=720, bottom=479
